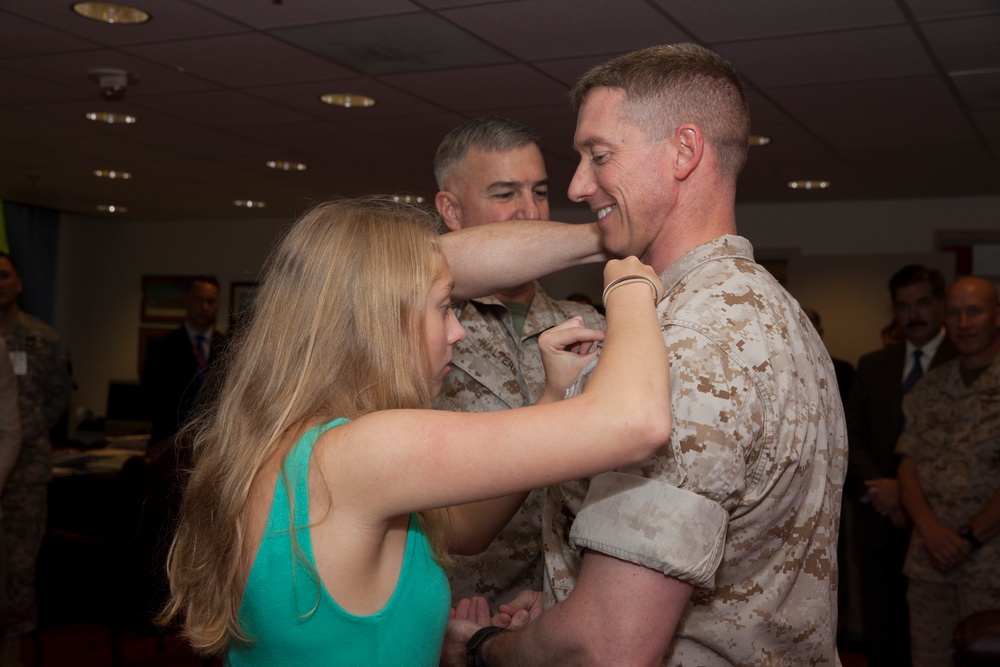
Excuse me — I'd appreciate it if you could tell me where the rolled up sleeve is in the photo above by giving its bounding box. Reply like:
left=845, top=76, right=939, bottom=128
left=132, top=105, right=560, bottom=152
left=570, top=472, right=728, bottom=587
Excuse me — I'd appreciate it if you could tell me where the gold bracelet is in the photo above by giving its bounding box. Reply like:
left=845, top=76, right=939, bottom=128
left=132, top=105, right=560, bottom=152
left=602, top=274, right=658, bottom=306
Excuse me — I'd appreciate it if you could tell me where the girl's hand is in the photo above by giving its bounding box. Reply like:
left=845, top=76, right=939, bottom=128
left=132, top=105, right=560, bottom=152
left=538, top=317, right=604, bottom=404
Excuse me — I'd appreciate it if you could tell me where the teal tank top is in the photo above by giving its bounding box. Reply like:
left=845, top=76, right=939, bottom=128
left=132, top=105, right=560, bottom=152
left=228, top=419, right=450, bottom=666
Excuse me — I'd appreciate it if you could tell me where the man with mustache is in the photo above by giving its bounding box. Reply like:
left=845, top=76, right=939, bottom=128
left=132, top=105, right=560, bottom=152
left=845, top=264, right=956, bottom=666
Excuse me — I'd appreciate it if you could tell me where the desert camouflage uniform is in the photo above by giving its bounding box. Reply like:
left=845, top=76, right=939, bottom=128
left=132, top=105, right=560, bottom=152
left=545, top=236, right=847, bottom=666
left=1, top=311, right=72, bottom=638
left=433, top=283, right=602, bottom=605
left=897, top=357, right=1000, bottom=666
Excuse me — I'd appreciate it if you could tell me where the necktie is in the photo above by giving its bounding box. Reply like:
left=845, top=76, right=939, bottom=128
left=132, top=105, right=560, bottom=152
left=193, top=334, right=208, bottom=373
left=902, top=349, right=923, bottom=394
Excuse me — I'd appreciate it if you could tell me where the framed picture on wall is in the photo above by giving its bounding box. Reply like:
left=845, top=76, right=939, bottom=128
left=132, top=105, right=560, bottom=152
left=230, top=281, right=259, bottom=330
left=141, top=275, right=193, bottom=323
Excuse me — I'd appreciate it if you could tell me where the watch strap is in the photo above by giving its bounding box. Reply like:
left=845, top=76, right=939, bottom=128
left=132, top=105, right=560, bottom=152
left=958, top=524, right=983, bottom=549
left=466, top=626, right=508, bottom=667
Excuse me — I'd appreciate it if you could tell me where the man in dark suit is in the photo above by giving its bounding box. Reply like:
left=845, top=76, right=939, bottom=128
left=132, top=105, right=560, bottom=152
left=846, top=264, right=957, bottom=666
left=804, top=307, right=854, bottom=406
left=142, top=276, right=226, bottom=444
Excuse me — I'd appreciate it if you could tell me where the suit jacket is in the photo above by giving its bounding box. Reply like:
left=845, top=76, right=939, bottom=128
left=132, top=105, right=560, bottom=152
left=141, top=326, right=227, bottom=444
left=845, top=337, right=957, bottom=545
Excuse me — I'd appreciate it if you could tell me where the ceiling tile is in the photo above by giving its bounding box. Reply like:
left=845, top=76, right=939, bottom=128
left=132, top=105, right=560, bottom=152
left=383, top=64, right=569, bottom=111
left=715, top=26, right=937, bottom=87
left=442, top=0, right=686, bottom=60
left=126, top=33, right=355, bottom=88
left=249, top=78, right=441, bottom=118
left=766, top=75, right=960, bottom=121
left=129, top=90, right=315, bottom=127
left=903, top=0, right=1000, bottom=20
left=920, top=14, right=1000, bottom=72
left=0, top=11, right=96, bottom=57
left=273, top=12, right=511, bottom=75
left=187, top=0, right=421, bottom=29
left=1, top=0, right=248, bottom=45
left=651, top=0, right=905, bottom=42
left=951, top=70, right=1000, bottom=110
left=533, top=56, right=610, bottom=87
left=3, top=49, right=219, bottom=97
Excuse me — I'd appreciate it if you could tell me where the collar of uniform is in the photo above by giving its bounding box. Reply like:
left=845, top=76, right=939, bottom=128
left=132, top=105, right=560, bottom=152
left=463, top=282, right=553, bottom=337
left=658, top=235, right=755, bottom=295
left=465, top=281, right=540, bottom=309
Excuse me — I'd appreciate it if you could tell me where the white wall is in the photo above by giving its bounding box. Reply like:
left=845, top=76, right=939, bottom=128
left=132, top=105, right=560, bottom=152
left=540, top=195, right=999, bottom=365
left=56, top=195, right=1000, bottom=423
left=56, top=216, right=291, bottom=425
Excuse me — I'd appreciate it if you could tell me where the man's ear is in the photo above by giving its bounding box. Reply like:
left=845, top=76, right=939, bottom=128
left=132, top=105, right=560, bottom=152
left=673, top=124, right=704, bottom=181
left=435, top=191, right=464, bottom=232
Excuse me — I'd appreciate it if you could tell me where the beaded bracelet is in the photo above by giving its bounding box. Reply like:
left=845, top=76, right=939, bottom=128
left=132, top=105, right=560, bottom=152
left=602, top=274, right=659, bottom=306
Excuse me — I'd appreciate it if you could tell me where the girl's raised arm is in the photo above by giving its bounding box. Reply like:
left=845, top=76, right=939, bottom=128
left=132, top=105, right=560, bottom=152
left=439, top=221, right=607, bottom=301
left=326, top=256, right=671, bottom=522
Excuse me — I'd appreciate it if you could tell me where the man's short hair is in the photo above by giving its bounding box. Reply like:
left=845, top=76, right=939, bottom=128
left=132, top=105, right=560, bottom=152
left=889, top=265, right=946, bottom=302
left=188, top=275, right=220, bottom=294
left=434, top=116, right=541, bottom=190
left=0, top=252, right=18, bottom=275
left=570, top=43, right=750, bottom=181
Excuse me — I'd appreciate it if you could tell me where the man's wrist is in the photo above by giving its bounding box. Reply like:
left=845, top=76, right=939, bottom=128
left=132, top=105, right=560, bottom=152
left=466, top=626, right=508, bottom=667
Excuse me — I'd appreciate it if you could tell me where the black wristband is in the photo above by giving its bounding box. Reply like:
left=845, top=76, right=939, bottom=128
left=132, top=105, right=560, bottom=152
left=958, top=524, right=983, bottom=549
left=466, top=626, right=508, bottom=667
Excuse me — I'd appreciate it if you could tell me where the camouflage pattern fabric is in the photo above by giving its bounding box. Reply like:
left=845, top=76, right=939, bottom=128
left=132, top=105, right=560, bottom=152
left=545, top=236, right=847, bottom=666
left=907, top=579, right=1000, bottom=667
left=896, top=358, right=1000, bottom=666
left=1, top=311, right=72, bottom=638
left=433, top=283, right=603, bottom=605
left=897, top=357, right=1000, bottom=586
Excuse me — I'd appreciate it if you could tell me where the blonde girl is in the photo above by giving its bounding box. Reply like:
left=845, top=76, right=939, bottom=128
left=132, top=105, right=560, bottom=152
left=162, top=197, right=670, bottom=665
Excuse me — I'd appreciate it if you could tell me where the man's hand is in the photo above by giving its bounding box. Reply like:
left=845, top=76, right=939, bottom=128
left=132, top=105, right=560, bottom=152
left=537, top=318, right=603, bottom=404
left=493, top=589, right=544, bottom=629
left=919, top=520, right=973, bottom=572
left=865, top=478, right=904, bottom=517
left=440, top=597, right=491, bottom=667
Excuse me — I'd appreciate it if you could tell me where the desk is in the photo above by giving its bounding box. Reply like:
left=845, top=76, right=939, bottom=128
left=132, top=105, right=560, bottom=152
left=42, top=440, right=182, bottom=634
left=52, top=448, right=141, bottom=478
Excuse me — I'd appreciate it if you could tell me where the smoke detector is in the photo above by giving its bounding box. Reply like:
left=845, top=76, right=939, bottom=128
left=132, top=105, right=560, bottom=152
left=87, top=67, right=138, bottom=101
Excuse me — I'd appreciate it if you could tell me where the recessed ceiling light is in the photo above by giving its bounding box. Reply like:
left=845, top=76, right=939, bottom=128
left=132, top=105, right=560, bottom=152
left=233, top=200, right=266, bottom=209
left=97, top=204, right=127, bottom=213
left=749, top=135, right=771, bottom=146
left=72, top=2, right=150, bottom=24
left=93, top=169, right=132, bottom=179
left=265, top=160, right=307, bottom=171
left=787, top=180, right=831, bottom=190
left=85, top=111, right=137, bottom=124
left=392, top=194, right=425, bottom=204
left=319, top=93, right=376, bottom=109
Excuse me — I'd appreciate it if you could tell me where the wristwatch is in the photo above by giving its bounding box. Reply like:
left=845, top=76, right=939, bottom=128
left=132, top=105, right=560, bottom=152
left=466, top=626, right=508, bottom=667
left=957, top=524, right=983, bottom=549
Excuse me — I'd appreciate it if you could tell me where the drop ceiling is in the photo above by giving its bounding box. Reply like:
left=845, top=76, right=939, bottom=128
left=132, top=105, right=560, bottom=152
left=0, top=0, right=997, bottom=221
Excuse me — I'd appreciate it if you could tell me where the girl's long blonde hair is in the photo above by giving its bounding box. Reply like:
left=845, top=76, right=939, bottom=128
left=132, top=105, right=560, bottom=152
left=160, top=198, right=451, bottom=655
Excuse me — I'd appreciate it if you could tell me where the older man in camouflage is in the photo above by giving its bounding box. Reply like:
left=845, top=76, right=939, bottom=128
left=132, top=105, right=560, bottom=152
left=898, top=276, right=1000, bottom=667
left=0, top=253, right=72, bottom=664
left=450, top=44, right=846, bottom=667
left=432, top=116, right=603, bottom=606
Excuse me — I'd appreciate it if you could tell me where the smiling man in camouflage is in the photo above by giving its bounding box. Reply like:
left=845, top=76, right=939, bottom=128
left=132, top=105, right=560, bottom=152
left=432, top=116, right=603, bottom=607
